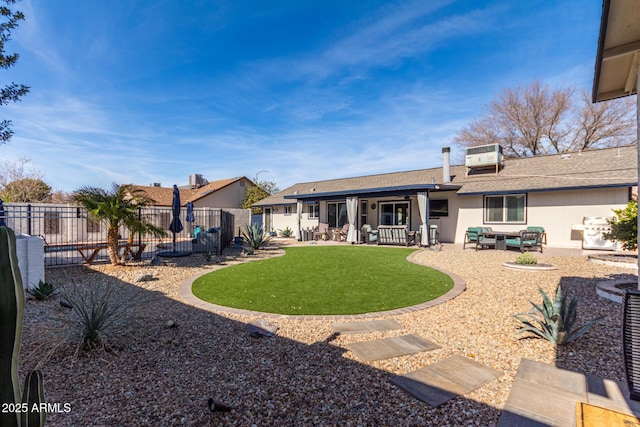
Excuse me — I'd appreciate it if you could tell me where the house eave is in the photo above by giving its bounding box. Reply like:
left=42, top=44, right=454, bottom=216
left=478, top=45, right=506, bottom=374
left=283, top=184, right=461, bottom=201
left=458, top=182, right=636, bottom=196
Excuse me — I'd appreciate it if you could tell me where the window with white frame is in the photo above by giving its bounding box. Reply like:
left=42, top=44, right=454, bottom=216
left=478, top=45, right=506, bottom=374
left=308, top=203, right=319, bottom=218
left=484, top=194, right=526, bottom=223
left=284, top=205, right=293, bottom=215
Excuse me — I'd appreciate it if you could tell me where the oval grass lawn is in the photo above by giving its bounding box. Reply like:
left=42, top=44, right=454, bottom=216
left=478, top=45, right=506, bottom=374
left=192, top=246, right=454, bottom=315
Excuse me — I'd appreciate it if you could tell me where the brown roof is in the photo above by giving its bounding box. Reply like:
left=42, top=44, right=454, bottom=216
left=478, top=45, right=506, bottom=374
left=254, top=145, right=638, bottom=205
left=129, top=177, right=250, bottom=206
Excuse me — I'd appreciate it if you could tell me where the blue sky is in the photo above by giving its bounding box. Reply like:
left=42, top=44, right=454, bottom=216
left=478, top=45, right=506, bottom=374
left=3, top=0, right=603, bottom=193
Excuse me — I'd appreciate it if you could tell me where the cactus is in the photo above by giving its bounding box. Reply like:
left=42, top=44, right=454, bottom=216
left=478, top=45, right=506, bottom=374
left=0, top=226, right=46, bottom=427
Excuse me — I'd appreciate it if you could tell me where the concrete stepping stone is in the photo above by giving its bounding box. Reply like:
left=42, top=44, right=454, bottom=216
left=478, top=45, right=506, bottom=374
left=498, top=359, right=640, bottom=427
left=331, top=319, right=403, bottom=334
left=392, top=355, right=502, bottom=407
left=345, top=334, right=439, bottom=362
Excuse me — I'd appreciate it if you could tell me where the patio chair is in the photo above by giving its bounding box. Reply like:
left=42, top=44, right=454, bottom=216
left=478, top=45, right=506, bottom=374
left=335, top=223, right=349, bottom=241
left=506, top=230, right=543, bottom=253
left=527, top=226, right=547, bottom=245
left=463, top=227, right=482, bottom=249
left=361, top=224, right=378, bottom=243
left=313, top=223, right=329, bottom=241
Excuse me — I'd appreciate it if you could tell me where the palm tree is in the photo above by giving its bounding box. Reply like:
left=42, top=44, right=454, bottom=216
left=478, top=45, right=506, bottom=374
left=72, top=183, right=167, bottom=265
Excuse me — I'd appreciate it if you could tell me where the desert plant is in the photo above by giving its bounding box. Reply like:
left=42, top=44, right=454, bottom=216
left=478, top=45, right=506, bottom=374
left=27, top=280, right=56, bottom=301
left=242, top=223, right=272, bottom=250
left=203, top=250, right=214, bottom=262
left=515, top=253, right=538, bottom=265
left=0, top=227, right=46, bottom=427
left=278, top=227, right=294, bottom=238
left=605, top=200, right=637, bottom=251
left=514, top=286, right=602, bottom=345
left=56, top=275, right=150, bottom=352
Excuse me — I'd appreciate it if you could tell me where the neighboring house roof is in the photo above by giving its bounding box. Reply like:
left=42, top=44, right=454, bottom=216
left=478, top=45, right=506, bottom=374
left=130, top=177, right=252, bottom=206
left=254, top=145, right=638, bottom=206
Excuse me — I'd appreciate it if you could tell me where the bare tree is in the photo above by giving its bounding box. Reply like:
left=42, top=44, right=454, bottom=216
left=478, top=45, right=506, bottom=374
left=0, top=156, right=53, bottom=201
left=454, top=81, right=636, bottom=157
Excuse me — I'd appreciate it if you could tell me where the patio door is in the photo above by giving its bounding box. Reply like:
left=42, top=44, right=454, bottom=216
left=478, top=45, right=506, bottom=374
left=327, top=202, right=347, bottom=228
left=380, top=202, right=409, bottom=226
left=264, top=208, right=272, bottom=232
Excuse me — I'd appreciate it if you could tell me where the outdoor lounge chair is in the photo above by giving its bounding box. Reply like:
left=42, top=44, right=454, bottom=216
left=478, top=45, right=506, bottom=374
left=463, top=227, right=483, bottom=249
left=464, top=227, right=495, bottom=250
left=313, top=223, right=329, bottom=241
left=506, top=230, right=543, bottom=253
left=526, top=226, right=547, bottom=245
left=361, top=224, right=378, bottom=243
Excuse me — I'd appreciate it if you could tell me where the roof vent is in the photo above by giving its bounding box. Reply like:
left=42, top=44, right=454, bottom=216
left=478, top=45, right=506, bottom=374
left=562, top=154, right=571, bottom=160
left=152, top=182, right=161, bottom=187
left=310, top=188, right=315, bottom=192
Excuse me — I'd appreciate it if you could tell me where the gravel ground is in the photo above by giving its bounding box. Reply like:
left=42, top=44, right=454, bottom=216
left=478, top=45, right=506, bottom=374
left=18, top=245, right=637, bottom=426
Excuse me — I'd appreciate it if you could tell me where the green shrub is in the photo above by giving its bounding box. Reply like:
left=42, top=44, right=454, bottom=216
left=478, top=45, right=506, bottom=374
left=242, top=223, right=272, bottom=250
left=278, top=227, right=294, bottom=238
left=514, top=286, right=602, bottom=345
left=27, top=279, right=57, bottom=300
left=604, top=200, right=637, bottom=251
left=515, top=253, right=538, bottom=265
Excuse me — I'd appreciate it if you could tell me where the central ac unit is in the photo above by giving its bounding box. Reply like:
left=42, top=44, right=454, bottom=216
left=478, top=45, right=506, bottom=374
left=465, top=144, right=504, bottom=168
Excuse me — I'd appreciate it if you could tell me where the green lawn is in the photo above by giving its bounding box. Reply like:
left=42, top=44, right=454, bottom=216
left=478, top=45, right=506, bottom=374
left=191, top=246, right=454, bottom=315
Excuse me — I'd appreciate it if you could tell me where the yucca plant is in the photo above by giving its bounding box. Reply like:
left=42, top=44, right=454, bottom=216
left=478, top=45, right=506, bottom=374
left=56, top=276, right=150, bottom=352
left=514, top=286, right=603, bottom=345
left=27, top=280, right=57, bottom=301
left=278, top=227, right=294, bottom=238
left=242, top=223, right=272, bottom=250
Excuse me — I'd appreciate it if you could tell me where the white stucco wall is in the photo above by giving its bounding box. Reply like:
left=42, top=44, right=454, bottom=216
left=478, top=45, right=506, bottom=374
left=454, top=187, right=632, bottom=248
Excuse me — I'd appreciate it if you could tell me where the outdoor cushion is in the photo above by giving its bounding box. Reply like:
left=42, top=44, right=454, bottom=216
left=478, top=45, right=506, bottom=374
left=506, top=238, right=521, bottom=246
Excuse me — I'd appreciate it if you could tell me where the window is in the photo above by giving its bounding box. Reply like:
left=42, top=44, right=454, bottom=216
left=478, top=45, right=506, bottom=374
left=360, top=201, right=368, bottom=226
left=327, top=202, right=347, bottom=228
left=484, top=194, right=526, bottom=223
left=87, top=217, right=101, bottom=233
left=284, top=205, right=292, bottom=216
left=429, top=199, right=448, bottom=217
left=379, top=202, right=409, bottom=226
left=44, top=211, right=61, bottom=234
left=308, top=204, right=319, bottom=218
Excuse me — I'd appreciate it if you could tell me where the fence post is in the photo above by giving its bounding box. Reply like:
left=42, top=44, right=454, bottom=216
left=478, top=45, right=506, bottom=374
left=27, top=204, right=32, bottom=236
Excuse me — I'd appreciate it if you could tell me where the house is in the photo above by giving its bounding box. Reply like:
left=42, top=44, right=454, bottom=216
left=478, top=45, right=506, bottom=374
left=129, top=176, right=255, bottom=208
left=253, top=145, right=638, bottom=248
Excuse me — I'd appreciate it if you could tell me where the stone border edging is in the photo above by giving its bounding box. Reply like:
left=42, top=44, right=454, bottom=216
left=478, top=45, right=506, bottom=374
left=595, top=279, right=637, bottom=303
left=178, top=248, right=466, bottom=320
left=588, top=254, right=638, bottom=270
left=501, top=262, right=558, bottom=271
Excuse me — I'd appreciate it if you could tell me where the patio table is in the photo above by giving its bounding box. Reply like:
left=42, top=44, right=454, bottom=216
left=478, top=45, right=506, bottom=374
left=480, top=231, right=521, bottom=250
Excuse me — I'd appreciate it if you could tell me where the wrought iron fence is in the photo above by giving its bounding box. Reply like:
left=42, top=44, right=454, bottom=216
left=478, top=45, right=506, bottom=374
left=0, top=202, right=237, bottom=266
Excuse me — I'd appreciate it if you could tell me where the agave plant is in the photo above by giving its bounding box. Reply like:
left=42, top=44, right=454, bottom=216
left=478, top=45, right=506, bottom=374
left=514, top=286, right=603, bottom=345
left=242, top=223, right=272, bottom=250
left=27, top=280, right=57, bottom=301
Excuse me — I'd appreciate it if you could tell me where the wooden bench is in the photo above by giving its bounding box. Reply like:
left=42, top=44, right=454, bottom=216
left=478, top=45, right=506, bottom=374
left=45, top=241, right=147, bottom=264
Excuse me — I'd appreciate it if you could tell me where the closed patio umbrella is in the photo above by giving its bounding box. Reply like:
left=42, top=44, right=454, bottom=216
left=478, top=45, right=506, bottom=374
left=168, top=185, right=184, bottom=253
left=185, top=201, right=195, bottom=236
left=0, top=198, right=5, bottom=227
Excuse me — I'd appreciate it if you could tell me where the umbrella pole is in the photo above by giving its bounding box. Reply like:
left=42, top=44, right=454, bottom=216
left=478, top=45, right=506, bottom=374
left=172, top=231, right=176, bottom=253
